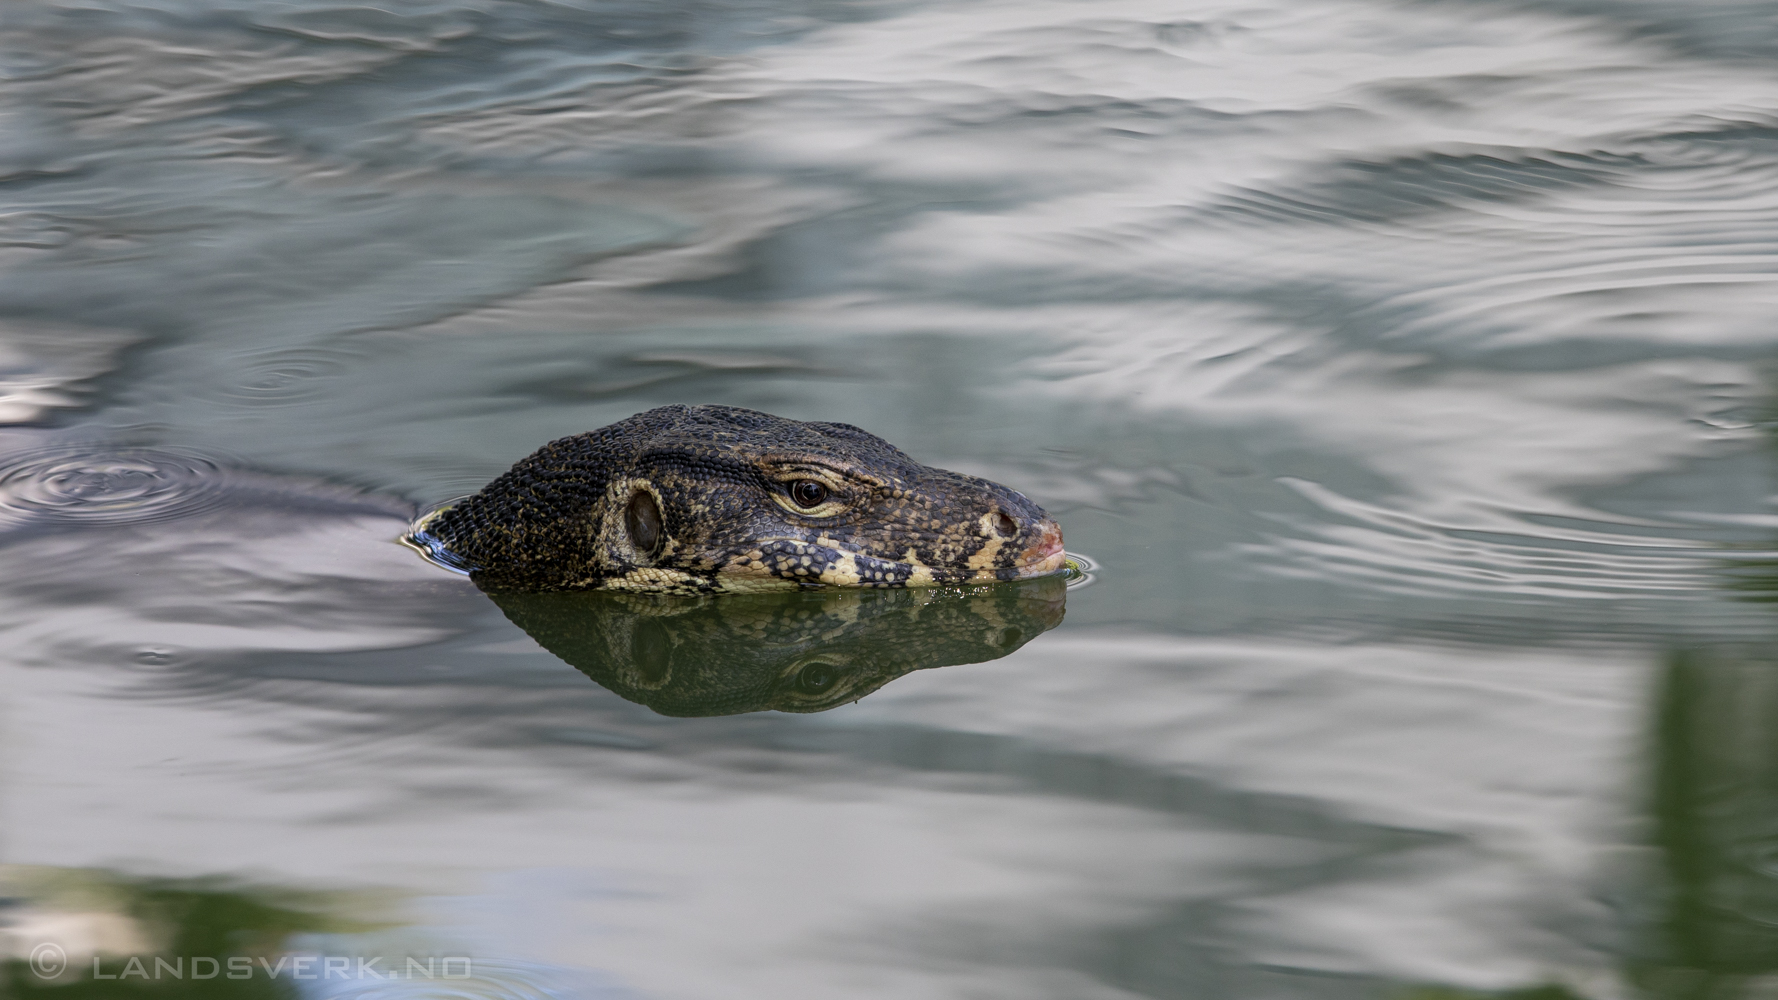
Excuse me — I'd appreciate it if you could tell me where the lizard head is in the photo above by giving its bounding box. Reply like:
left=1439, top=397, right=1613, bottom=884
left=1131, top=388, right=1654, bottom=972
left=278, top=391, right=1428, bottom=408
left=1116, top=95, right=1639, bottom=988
left=416, top=405, right=1065, bottom=594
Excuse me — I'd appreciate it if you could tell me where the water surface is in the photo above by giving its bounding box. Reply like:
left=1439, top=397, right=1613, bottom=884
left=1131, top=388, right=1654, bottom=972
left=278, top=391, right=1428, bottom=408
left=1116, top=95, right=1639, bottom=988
left=5, top=0, right=1778, bottom=996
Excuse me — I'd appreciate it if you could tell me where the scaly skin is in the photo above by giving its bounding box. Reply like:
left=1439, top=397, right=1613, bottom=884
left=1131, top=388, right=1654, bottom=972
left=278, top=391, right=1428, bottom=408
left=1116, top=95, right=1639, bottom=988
left=414, top=405, right=1066, bottom=594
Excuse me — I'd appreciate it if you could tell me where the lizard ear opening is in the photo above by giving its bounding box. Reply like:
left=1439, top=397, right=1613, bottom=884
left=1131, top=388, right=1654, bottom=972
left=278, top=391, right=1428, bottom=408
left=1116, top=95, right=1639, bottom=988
left=625, top=489, right=664, bottom=560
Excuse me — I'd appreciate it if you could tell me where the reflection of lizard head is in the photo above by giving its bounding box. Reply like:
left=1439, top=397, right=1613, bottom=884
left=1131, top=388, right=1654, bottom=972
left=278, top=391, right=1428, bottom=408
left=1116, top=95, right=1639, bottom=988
left=487, top=576, right=1067, bottom=716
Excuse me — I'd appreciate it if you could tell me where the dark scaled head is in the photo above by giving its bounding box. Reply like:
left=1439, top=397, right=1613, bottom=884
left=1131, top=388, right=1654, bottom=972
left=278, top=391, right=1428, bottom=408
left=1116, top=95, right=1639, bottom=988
left=488, top=577, right=1068, bottom=715
left=414, top=405, right=1065, bottom=594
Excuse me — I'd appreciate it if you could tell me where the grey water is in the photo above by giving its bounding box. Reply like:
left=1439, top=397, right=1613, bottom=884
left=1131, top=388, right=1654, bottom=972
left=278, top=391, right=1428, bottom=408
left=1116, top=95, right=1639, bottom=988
left=4, top=0, right=1778, bottom=997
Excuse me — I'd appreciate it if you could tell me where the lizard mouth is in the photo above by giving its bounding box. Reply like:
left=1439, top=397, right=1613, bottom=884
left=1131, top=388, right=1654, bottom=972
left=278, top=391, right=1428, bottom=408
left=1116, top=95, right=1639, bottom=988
left=1014, top=518, right=1067, bottom=578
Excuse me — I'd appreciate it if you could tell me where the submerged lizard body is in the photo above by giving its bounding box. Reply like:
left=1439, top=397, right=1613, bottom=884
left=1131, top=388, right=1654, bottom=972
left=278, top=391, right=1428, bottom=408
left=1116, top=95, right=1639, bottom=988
left=414, top=405, right=1065, bottom=594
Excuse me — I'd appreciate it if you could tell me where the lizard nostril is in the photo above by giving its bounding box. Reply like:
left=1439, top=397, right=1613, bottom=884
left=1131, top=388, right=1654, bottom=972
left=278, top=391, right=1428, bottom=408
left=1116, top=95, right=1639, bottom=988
left=993, top=512, right=1019, bottom=538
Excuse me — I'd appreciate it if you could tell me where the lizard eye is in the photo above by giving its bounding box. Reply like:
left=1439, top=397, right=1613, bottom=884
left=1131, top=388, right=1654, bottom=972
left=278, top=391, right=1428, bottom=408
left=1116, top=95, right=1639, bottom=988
left=788, top=480, right=828, bottom=508
left=794, top=661, right=841, bottom=694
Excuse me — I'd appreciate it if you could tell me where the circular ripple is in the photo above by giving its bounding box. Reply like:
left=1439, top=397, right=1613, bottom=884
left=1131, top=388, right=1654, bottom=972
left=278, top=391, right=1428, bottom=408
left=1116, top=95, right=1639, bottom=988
left=0, top=447, right=231, bottom=526
left=1062, top=551, right=1099, bottom=589
left=215, top=349, right=353, bottom=404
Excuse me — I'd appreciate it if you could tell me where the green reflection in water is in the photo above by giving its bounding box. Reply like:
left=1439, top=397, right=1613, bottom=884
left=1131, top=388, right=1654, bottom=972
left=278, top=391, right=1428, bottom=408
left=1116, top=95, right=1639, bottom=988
left=1398, top=652, right=1778, bottom=1000
left=2, top=868, right=379, bottom=997
left=1623, top=396, right=1778, bottom=998
left=1630, top=648, right=1778, bottom=1000
left=1393, top=982, right=1593, bottom=989
left=1392, top=649, right=1778, bottom=1000
left=486, top=575, right=1067, bottom=717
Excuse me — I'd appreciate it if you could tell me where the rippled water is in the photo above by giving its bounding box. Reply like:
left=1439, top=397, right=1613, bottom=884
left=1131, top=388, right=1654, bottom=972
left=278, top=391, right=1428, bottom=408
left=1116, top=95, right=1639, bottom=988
left=6, top=0, right=1778, bottom=997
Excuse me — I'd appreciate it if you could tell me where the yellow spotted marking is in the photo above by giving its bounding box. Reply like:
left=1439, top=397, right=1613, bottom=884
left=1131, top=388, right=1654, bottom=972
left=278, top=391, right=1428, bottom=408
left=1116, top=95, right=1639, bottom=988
left=606, top=566, right=701, bottom=593
left=717, top=552, right=799, bottom=592
left=966, top=516, right=1006, bottom=571
left=819, top=552, right=862, bottom=586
